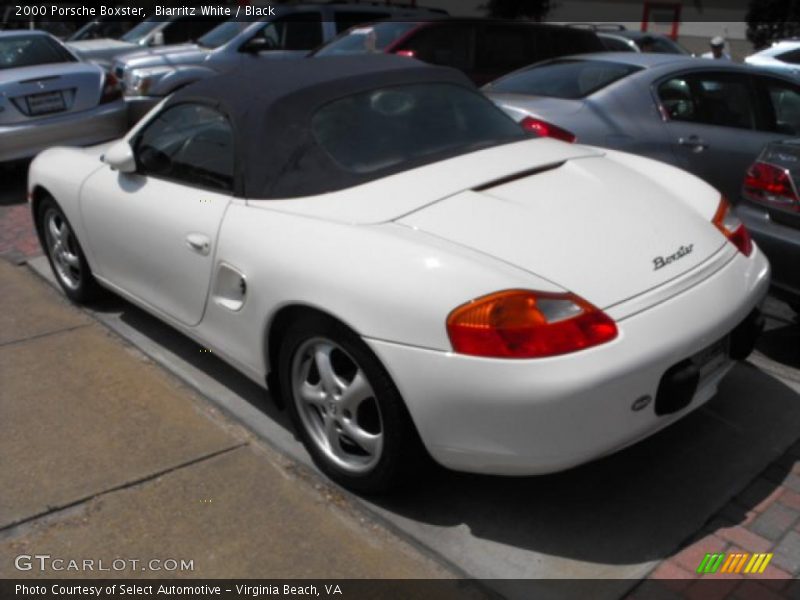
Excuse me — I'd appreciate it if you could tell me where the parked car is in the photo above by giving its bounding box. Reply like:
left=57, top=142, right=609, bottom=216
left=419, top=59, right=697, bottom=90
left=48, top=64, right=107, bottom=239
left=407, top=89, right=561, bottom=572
left=599, top=31, right=689, bottom=54
left=0, top=30, right=126, bottom=163
left=67, top=14, right=228, bottom=68
left=113, top=4, right=439, bottom=121
left=745, top=39, right=800, bottom=78
left=311, top=18, right=605, bottom=85
left=484, top=53, right=800, bottom=203
left=29, top=56, right=768, bottom=492
left=569, top=24, right=688, bottom=55
left=738, top=140, right=800, bottom=310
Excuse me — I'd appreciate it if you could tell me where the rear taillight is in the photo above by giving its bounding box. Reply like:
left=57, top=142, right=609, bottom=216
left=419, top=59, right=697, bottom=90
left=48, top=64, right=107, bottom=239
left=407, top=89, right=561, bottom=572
left=743, top=161, right=800, bottom=212
left=100, top=72, right=122, bottom=104
left=520, top=116, right=576, bottom=143
left=713, top=197, right=753, bottom=257
left=394, top=50, right=416, bottom=58
left=446, top=290, right=617, bottom=359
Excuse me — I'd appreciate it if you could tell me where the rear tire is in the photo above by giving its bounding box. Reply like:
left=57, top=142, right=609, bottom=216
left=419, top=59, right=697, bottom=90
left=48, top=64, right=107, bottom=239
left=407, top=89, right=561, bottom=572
left=37, top=196, right=102, bottom=304
left=278, top=313, right=427, bottom=494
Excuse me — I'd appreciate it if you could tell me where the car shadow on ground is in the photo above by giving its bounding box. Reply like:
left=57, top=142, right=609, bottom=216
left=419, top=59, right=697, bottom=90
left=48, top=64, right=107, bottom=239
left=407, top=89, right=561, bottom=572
left=86, top=292, right=294, bottom=433
left=0, top=162, right=29, bottom=207
left=370, top=363, right=800, bottom=565
left=79, top=286, right=800, bottom=568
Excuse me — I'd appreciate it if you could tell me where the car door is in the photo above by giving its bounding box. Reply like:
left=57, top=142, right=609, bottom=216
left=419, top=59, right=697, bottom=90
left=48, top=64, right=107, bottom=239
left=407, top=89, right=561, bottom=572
left=80, top=103, right=234, bottom=326
left=655, top=70, right=779, bottom=200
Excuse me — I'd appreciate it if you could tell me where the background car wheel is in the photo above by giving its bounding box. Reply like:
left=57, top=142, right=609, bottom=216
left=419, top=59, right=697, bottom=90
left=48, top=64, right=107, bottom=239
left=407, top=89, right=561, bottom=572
left=279, top=313, right=428, bottom=494
left=37, top=196, right=102, bottom=304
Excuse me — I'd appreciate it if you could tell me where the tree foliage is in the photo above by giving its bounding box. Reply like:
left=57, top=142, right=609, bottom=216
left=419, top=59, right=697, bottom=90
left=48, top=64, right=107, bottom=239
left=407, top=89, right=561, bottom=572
left=746, top=0, right=800, bottom=49
left=485, top=0, right=552, bottom=21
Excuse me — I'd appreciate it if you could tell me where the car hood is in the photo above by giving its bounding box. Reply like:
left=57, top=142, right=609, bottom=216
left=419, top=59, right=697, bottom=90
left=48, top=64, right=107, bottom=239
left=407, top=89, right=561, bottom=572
left=116, top=44, right=208, bottom=70
left=68, top=38, right=136, bottom=53
left=396, top=150, right=726, bottom=310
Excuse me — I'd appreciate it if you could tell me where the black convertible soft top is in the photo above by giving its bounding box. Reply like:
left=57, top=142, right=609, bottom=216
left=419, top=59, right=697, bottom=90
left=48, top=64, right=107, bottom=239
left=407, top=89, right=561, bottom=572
left=165, top=55, right=477, bottom=199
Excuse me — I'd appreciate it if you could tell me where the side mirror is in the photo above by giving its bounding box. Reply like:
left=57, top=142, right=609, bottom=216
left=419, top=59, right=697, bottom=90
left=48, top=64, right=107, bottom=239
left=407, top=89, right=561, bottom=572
left=241, top=36, right=272, bottom=54
left=150, top=31, right=165, bottom=47
left=102, top=141, right=136, bottom=173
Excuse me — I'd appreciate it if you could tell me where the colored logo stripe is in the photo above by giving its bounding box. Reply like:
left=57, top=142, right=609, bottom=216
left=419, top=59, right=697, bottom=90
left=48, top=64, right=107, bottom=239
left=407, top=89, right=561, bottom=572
left=697, top=552, right=773, bottom=575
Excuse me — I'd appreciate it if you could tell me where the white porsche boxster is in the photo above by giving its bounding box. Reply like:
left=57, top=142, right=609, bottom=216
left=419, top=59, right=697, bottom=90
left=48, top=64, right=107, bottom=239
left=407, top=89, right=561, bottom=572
left=29, top=56, right=770, bottom=493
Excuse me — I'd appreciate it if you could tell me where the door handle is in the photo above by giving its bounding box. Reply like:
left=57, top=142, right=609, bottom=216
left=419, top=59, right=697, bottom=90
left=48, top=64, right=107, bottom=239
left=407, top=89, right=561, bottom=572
left=678, top=136, right=709, bottom=153
left=185, top=233, right=211, bottom=256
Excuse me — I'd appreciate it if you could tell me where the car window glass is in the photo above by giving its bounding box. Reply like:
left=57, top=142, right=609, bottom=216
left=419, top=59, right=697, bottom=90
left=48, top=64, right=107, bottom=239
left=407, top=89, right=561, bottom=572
left=259, top=14, right=323, bottom=51
left=478, top=26, right=534, bottom=71
left=401, top=24, right=474, bottom=70
left=0, top=35, right=76, bottom=69
left=601, top=36, right=635, bottom=52
left=777, top=48, right=800, bottom=64
left=760, top=77, right=800, bottom=135
left=134, top=104, right=234, bottom=193
left=312, top=83, right=525, bottom=174
left=334, top=11, right=389, bottom=34
left=659, top=73, right=756, bottom=130
left=488, top=59, right=641, bottom=99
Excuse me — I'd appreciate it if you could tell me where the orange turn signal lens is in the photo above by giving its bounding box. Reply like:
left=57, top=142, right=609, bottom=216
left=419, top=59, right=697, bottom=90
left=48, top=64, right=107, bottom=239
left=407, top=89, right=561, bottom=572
left=713, top=197, right=753, bottom=257
left=446, top=290, right=618, bottom=359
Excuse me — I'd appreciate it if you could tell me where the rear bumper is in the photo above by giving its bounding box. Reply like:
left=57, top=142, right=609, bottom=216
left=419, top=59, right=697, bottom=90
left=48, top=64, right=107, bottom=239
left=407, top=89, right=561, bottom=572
left=0, top=101, right=127, bottom=163
left=737, top=202, right=800, bottom=303
left=366, top=248, right=770, bottom=476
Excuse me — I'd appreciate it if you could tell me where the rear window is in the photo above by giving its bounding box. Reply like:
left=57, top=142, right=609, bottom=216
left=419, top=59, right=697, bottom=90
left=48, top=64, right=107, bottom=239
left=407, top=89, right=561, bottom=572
left=312, top=83, right=526, bottom=173
left=487, top=59, right=641, bottom=99
left=314, top=22, right=419, bottom=56
left=0, top=35, right=76, bottom=70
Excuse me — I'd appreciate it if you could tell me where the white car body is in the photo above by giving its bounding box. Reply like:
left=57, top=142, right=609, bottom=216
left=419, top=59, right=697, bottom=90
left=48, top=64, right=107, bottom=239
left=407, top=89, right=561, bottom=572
left=745, top=40, right=800, bottom=78
left=28, top=61, right=770, bottom=479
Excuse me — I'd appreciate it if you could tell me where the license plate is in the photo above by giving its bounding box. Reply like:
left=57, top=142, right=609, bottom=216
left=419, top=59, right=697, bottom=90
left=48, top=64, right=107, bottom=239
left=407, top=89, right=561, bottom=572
left=26, top=91, right=66, bottom=116
left=692, top=337, right=729, bottom=380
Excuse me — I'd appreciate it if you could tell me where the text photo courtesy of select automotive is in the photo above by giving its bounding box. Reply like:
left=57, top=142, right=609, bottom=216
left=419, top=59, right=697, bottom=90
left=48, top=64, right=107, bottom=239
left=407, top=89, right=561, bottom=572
left=1, top=1, right=799, bottom=599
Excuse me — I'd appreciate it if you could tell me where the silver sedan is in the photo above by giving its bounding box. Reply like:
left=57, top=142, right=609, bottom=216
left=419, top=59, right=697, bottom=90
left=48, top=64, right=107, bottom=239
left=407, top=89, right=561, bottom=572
left=484, top=53, right=800, bottom=203
left=0, top=30, right=127, bottom=163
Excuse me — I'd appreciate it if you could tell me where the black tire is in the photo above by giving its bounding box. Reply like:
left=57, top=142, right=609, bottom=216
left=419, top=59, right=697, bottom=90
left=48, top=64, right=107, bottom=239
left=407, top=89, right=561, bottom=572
left=278, top=313, right=428, bottom=494
left=37, top=195, right=102, bottom=304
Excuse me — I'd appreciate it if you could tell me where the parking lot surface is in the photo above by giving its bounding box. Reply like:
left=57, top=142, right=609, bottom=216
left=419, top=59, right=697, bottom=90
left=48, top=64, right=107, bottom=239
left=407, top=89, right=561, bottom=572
left=2, top=164, right=799, bottom=598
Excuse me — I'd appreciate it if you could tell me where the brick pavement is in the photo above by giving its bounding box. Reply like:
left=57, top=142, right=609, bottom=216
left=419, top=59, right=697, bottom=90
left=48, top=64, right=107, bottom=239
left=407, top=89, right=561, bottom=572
left=634, top=440, right=800, bottom=598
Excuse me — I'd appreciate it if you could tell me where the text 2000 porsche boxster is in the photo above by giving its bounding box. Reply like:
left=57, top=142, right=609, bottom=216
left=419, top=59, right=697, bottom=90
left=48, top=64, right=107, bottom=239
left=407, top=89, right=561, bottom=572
left=29, top=56, right=770, bottom=492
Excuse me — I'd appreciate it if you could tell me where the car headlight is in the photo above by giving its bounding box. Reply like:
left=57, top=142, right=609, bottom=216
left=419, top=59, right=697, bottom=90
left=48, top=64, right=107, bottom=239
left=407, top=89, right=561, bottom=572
left=125, top=67, right=175, bottom=98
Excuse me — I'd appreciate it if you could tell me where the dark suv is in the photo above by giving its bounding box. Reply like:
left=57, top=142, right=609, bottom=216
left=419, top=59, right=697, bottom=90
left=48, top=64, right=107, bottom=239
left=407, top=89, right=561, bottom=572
left=312, top=19, right=605, bottom=85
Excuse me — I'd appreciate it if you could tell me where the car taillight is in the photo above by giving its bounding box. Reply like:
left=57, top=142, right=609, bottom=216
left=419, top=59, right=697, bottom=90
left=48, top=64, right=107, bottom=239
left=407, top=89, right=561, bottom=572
left=743, top=161, right=800, bottom=212
left=101, top=72, right=122, bottom=104
left=394, top=50, right=416, bottom=58
left=713, top=197, right=753, bottom=257
left=520, top=116, right=576, bottom=143
left=446, top=290, right=617, bottom=359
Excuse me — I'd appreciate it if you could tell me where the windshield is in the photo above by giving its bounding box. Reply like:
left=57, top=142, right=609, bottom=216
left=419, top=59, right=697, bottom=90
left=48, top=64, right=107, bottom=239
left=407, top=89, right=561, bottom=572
left=312, top=83, right=526, bottom=174
left=0, top=35, right=76, bottom=70
left=198, top=20, right=251, bottom=49
left=487, top=59, right=642, bottom=99
left=121, top=17, right=163, bottom=44
left=314, top=22, right=419, bottom=57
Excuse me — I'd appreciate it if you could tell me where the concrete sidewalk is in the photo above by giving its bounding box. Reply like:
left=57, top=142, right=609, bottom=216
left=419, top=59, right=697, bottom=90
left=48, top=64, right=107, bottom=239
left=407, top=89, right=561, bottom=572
left=0, top=260, right=455, bottom=580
